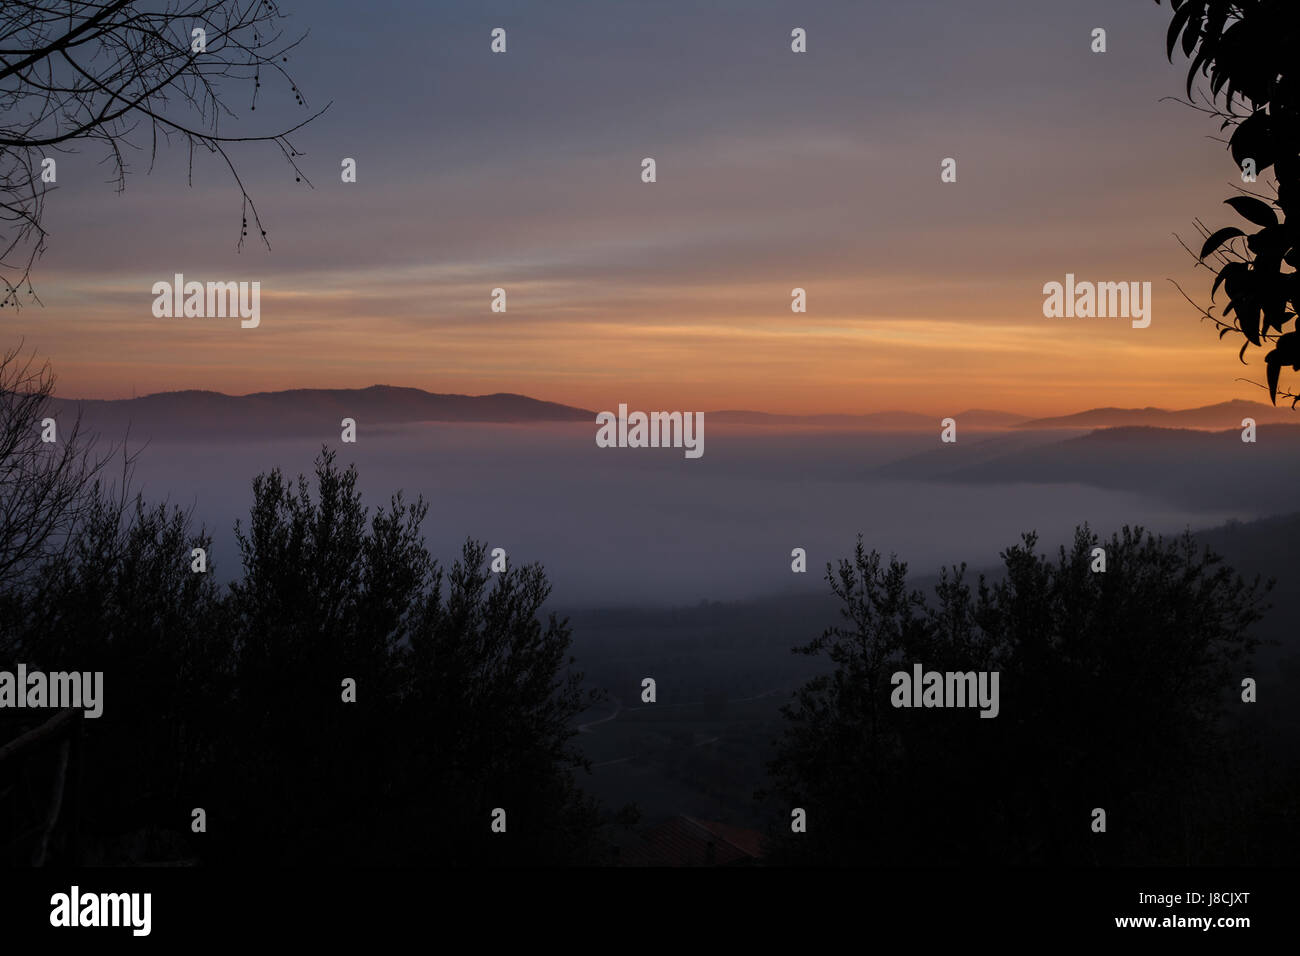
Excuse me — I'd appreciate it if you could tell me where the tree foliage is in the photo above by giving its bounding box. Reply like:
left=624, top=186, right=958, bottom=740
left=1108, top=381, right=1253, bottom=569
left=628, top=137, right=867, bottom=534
left=1157, top=0, right=1300, bottom=404
left=0, top=343, right=118, bottom=601
left=1, top=429, right=600, bottom=864
left=766, top=526, right=1284, bottom=865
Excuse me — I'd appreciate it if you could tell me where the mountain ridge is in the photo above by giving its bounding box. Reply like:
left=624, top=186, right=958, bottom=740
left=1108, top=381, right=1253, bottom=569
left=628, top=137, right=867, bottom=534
left=45, top=386, right=1300, bottom=436
left=1015, top=398, right=1293, bottom=429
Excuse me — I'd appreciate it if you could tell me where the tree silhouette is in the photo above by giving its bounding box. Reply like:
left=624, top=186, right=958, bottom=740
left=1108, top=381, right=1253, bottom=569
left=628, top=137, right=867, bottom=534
left=2, top=422, right=602, bottom=863
left=1157, top=0, right=1300, bottom=405
left=766, top=526, right=1286, bottom=865
left=0, top=0, right=326, bottom=309
left=0, top=343, right=120, bottom=604
left=215, top=449, right=600, bottom=864
left=1, top=341, right=217, bottom=862
left=7, top=494, right=226, bottom=864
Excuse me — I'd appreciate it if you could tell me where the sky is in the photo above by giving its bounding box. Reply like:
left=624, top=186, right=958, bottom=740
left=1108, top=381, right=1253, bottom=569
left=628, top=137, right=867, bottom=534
left=8, top=0, right=1277, bottom=417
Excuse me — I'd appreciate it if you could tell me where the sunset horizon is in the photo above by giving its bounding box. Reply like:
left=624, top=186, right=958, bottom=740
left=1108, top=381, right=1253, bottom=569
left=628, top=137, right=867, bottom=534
left=41, top=373, right=1286, bottom=422
left=9, top=0, right=1292, bottom=422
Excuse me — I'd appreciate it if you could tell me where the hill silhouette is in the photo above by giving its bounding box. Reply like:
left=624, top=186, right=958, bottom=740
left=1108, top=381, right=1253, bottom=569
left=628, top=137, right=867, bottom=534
left=876, top=424, right=1300, bottom=511
left=707, top=408, right=1027, bottom=428
left=42, top=385, right=1300, bottom=442
left=1016, top=399, right=1293, bottom=430
left=46, top=385, right=595, bottom=438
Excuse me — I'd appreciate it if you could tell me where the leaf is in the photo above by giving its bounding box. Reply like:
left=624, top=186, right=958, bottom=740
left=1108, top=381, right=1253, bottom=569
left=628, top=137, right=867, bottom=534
left=1247, top=229, right=1286, bottom=259
left=1275, top=331, right=1300, bottom=368
left=1222, top=261, right=1253, bottom=300
left=1239, top=303, right=1261, bottom=346
left=1187, top=47, right=1212, bottom=97
left=1200, top=226, right=1245, bottom=259
left=1231, top=110, right=1275, bottom=170
left=1167, top=3, right=1194, bottom=60
left=1265, top=303, right=1288, bottom=335
left=1224, top=195, right=1278, bottom=227
left=1212, top=261, right=1249, bottom=299
left=1265, top=352, right=1281, bottom=404
left=1182, top=1, right=1204, bottom=56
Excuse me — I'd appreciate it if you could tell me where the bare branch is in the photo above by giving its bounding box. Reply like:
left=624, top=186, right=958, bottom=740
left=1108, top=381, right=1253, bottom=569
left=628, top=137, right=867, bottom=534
left=0, top=1, right=325, bottom=307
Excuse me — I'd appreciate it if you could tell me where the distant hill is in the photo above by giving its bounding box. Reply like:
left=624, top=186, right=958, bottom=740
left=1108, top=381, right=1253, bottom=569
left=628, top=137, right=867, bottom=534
left=45, top=384, right=1300, bottom=442
left=876, top=423, right=1300, bottom=512
left=707, top=408, right=1028, bottom=429
left=43, top=386, right=1034, bottom=440
left=1017, top=399, right=1295, bottom=430
left=47, top=385, right=594, bottom=439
